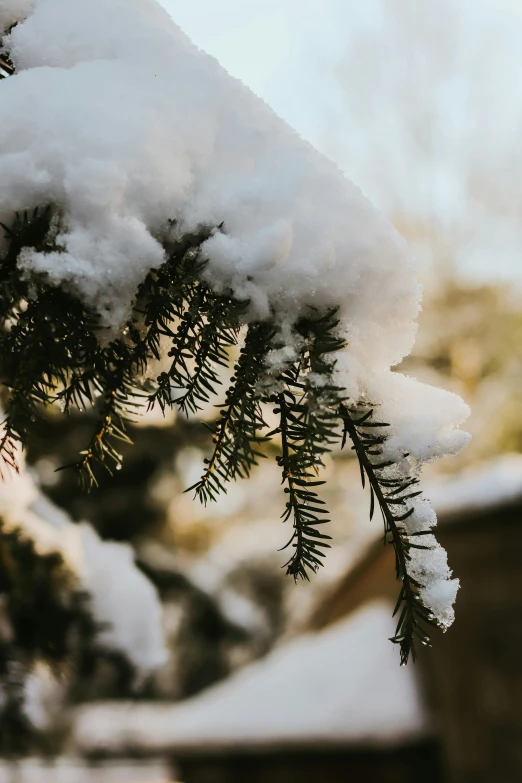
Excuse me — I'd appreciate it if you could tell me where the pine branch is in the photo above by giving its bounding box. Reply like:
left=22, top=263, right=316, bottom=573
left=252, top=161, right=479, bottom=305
left=0, top=211, right=59, bottom=468
left=0, top=286, right=99, bottom=472
left=145, top=227, right=218, bottom=413
left=173, top=293, right=244, bottom=416
left=147, top=284, right=207, bottom=412
left=189, top=321, right=275, bottom=503
left=59, top=341, right=142, bottom=490
left=0, top=52, right=14, bottom=80
left=69, top=391, right=133, bottom=491
left=275, top=388, right=332, bottom=580
left=0, top=205, right=451, bottom=664
left=274, top=309, right=346, bottom=580
left=53, top=228, right=226, bottom=485
left=340, top=404, right=434, bottom=664
left=137, top=225, right=216, bottom=371
left=0, top=208, right=54, bottom=317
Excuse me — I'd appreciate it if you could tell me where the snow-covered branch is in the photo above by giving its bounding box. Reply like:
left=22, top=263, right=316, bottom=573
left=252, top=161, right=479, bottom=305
left=0, top=0, right=470, bottom=661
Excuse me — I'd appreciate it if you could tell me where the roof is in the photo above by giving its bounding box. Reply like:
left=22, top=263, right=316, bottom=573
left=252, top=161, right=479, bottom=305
left=74, top=601, right=429, bottom=755
left=0, top=759, right=172, bottom=783
left=427, top=454, right=522, bottom=522
left=74, top=457, right=522, bottom=757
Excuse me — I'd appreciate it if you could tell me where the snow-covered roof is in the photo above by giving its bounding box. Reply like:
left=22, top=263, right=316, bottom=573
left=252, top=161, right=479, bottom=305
left=427, top=454, right=522, bottom=521
left=74, top=600, right=429, bottom=754
left=0, top=759, right=172, bottom=783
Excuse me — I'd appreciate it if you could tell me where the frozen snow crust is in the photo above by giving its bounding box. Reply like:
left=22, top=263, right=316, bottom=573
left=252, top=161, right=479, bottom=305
left=0, top=0, right=470, bottom=639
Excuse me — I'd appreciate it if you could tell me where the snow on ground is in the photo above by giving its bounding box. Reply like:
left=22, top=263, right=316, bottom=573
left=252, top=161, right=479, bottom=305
left=73, top=600, right=429, bottom=754
left=0, top=0, right=470, bottom=630
left=0, top=460, right=168, bottom=676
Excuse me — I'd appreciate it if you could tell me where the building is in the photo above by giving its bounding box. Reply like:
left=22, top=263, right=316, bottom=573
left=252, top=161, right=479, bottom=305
left=312, top=455, right=522, bottom=783
left=73, top=455, right=522, bottom=783
left=74, top=601, right=437, bottom=782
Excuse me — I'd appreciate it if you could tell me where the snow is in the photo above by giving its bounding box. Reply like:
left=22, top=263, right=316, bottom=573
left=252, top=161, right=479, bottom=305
left=355, top=456, right=522, bottom=630
left=23, top=664, right=65, bottom=731
left=355, top=374, right=471, bottom=630
left=428, top=453, right=522, bottom=519
left=331, top=372, right=469, bottom=630
left=0, top=0, right=470, bottom=629
left=0, top=0, right=32, bottom=31
left=0, top=460, right=168, bottom=676
left=0, top=759, right=173, bottom=783
left=406, top=534, right=458, bottom=629
left=366, top=372, right=471, bottom=465
left=73, top=600, right=429, bottom=754
left=65, top=523, right=168, bottom=676
left=2, top=0, right=416, bottom=360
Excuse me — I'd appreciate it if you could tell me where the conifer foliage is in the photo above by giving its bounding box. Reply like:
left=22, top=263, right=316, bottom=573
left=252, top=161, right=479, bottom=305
left=0, top=520, right=97, bottom=756
left=0, top=205, right=436, bottom=663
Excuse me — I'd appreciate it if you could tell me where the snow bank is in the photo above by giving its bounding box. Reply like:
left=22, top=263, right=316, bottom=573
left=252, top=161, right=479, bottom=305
left=0, top=0, right=470, bottom=629
left=74, top=600, right=429, bottom=753
left=0, top=463, right=168, bottom=675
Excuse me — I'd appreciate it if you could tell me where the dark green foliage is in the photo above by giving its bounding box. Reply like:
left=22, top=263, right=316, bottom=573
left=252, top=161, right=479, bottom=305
left=0, top=207, right=99, bottom=476
left=0, top=53, right=13, bottom=79
left=272, top=310, right=346, bottom=580
left=340, top=405, right=433, bottom=664
left=0, top=207, right=440, bottom=663
left=189, top=321, right=276, bottom=503
left=0, top=520, right=98, bottom=756
left=0, top=30, right=15, bottom=80
left=27, top=410, right=208, bottom=542
left=0, top=212, right=229, bottom=489
left=151, top=286, right=245, bottom=417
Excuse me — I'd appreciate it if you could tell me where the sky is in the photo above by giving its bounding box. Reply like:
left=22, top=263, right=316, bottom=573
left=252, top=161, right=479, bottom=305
left=160, top=0, right=522, bottom=286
